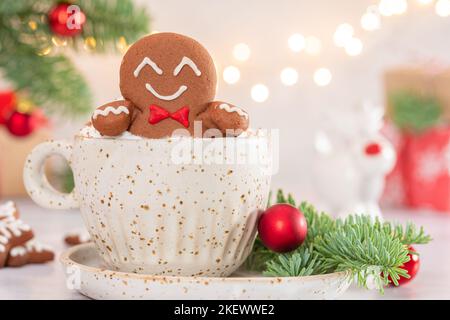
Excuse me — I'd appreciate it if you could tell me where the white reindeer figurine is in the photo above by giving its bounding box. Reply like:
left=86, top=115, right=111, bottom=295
left=312, top=102, right=396, bottom=220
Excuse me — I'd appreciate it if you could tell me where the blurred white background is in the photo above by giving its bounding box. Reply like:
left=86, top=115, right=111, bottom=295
left=57, top=0, right=450, bottom=200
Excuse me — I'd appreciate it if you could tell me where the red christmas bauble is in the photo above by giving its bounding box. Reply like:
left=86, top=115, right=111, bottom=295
left=389, top=246, right=420, bottom=286
left=6, top=111, right=34, bottom=137
left=0, top=91, right=16, bottom=125
left=48, top=3, right=86, bottom=37
left=258, top=204, right=307, bottom=253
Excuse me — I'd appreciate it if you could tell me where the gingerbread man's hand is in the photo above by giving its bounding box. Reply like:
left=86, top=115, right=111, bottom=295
left=91, top=100, right=133, bottom=136
left=197, top=101, right=249, bottom=137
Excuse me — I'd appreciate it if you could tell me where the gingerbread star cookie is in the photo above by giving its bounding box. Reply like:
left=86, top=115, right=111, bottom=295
left=0, top=216, right=34, bottom=268
left=91, top=32, right=249, bottom=138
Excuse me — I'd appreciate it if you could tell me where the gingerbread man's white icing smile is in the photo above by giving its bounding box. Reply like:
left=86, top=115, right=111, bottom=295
left=133, top=56, right=201, bottom=101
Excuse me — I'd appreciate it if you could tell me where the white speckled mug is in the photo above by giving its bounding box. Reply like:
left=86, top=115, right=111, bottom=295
left=24, top=134, right=272, bottom=276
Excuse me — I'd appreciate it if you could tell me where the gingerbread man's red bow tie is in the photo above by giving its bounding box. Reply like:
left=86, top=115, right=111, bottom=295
left=148, top=105, right=190, bottom=128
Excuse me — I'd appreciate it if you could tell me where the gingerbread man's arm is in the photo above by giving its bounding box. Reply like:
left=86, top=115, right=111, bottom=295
left=91, top=100, right=134, bottom=136
left=196, top=101, right=249, bottom=137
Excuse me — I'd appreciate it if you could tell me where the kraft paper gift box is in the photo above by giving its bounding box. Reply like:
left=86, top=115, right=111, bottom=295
left=0, top=128, right=51, bottom=197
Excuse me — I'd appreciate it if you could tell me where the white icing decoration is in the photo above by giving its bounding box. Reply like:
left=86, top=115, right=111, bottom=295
left=0, top=201, right=16, bottom=218
left=92, top=106, right=130, bottom=120
left=0, top=235, right=7, bottom=252
left=10, top=246, right=26, bottom=257
left=25, top=239, right=52, bottom=253
left=173, top=56, right=202, bottom=77
left=145, top=84, right=188, bottom=101
left=133, top=57, right=163, bottom=77
left=217, top=104, right=249, bottom=120
left=0, top=218, right=31, bottom=238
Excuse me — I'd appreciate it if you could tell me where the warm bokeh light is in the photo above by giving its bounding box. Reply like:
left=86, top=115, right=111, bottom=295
left=345, top=37, right=363, bottom=56
left=233, top=43, right=251, bottom=61
left=251, top=84, right=269, bottom=102
left=361, top=11, right=381, bottom=31
left=280, top=67, right=299, bottom=86
left=379, top=0, right=408, bottom=16
left=314, top=68, right=332, bottom=87
left=288, top=33, right=306, bottom=52
left=333, top=23, right=354, bottom=47
left=305, top=36, right=322, bottom=55
left=222, top=66, right=240, bottom=84
left=417, top=0, right=434, bottom=5
left=379, top=0, right=394, bottom=16
left=436, top=0, right=450, bottom=16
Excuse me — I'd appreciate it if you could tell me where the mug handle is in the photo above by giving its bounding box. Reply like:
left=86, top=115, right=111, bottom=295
left=23, top=140, right=79, bottom=209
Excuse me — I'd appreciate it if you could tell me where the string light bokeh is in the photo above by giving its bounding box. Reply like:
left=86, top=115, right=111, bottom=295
left=30, top=0, right=449, bottom=104
left=216, top=0, right=448, bottom=103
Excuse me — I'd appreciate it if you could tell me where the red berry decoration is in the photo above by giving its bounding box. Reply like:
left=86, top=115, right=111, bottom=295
left=258, top=204, right=307, bottom=253
left=6, top=111, right=34, bottom=137
left=48, top=3, right=86, bottom=37
left=389, top=246, right=420, bottom=286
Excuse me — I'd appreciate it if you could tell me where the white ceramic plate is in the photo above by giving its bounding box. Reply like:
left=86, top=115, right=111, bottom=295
left=60, top=243, right=351, bottom=300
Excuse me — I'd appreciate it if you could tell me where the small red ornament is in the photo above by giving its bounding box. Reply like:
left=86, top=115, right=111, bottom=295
left=258, top=204, right=307, bottom=253
left=48, top=2, right=86, bottom=37
left=365, top=142, right=382, bottom=156
left=6, top=111, right=34, bottom=137
left=389, top=245, right=420, bottom=286
left=0, top=91, right=16, bottom=125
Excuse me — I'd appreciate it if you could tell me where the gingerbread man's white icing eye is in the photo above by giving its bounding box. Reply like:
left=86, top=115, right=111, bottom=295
left=134, top=57, right=163, bottom=78
left=173, top=57, right=202, bottom=77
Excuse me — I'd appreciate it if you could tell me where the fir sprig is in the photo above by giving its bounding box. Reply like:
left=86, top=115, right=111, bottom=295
left=264, top=246, right=324, bottom=277
left=245, top=189, right=432, bottom=293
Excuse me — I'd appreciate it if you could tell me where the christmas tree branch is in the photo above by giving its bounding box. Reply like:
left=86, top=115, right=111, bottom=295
left=0, top=32, right=91, bottom=115
left=77, top=0, right=150, bottom=51
left=0, top=0, right=150, bottom=115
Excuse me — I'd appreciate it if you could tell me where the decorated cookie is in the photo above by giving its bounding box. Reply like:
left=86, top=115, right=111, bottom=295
left=198, top=101, right=249, bottom=136
left=0, top=217, right=34, bottom=248
left=7, top=240, right=54, bottom=267
left=0, top=235, right=9, bottom=267
left=0, top=201, right=19, bottom=220
left=90, top=32, right=249, bottom=138
left=0, top=217, right=33, bottom=268
left=91, top=100, right=133, bottom=136
left=64, top=230, right=91, bottom=246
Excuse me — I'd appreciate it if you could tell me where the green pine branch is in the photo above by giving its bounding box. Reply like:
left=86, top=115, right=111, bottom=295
left=264, top=246, right=325, bottom=277
left=245, top=189, right=432, bottom=293
left=77, top=0, right=150, bottom=51
left=0, top=0, right=150, bottom=116
left=0, top=39, right=92, bottom=115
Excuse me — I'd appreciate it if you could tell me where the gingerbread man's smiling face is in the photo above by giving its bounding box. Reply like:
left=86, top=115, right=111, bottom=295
left=120, top=33, right=217, bottom=136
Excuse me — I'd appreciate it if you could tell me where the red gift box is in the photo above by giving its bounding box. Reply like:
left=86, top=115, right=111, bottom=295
left=382, top=125, right=450, bottom=212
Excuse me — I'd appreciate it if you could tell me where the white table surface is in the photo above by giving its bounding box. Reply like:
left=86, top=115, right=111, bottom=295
left=0, top=198, right=449, bottom=300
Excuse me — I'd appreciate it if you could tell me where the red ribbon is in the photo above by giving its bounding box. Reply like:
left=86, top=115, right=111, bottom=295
left=148, top=105, right=190, bottom=128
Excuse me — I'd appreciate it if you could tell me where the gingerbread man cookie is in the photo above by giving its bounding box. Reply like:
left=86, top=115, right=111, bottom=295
left=91, top=32, right=249, bottom=138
